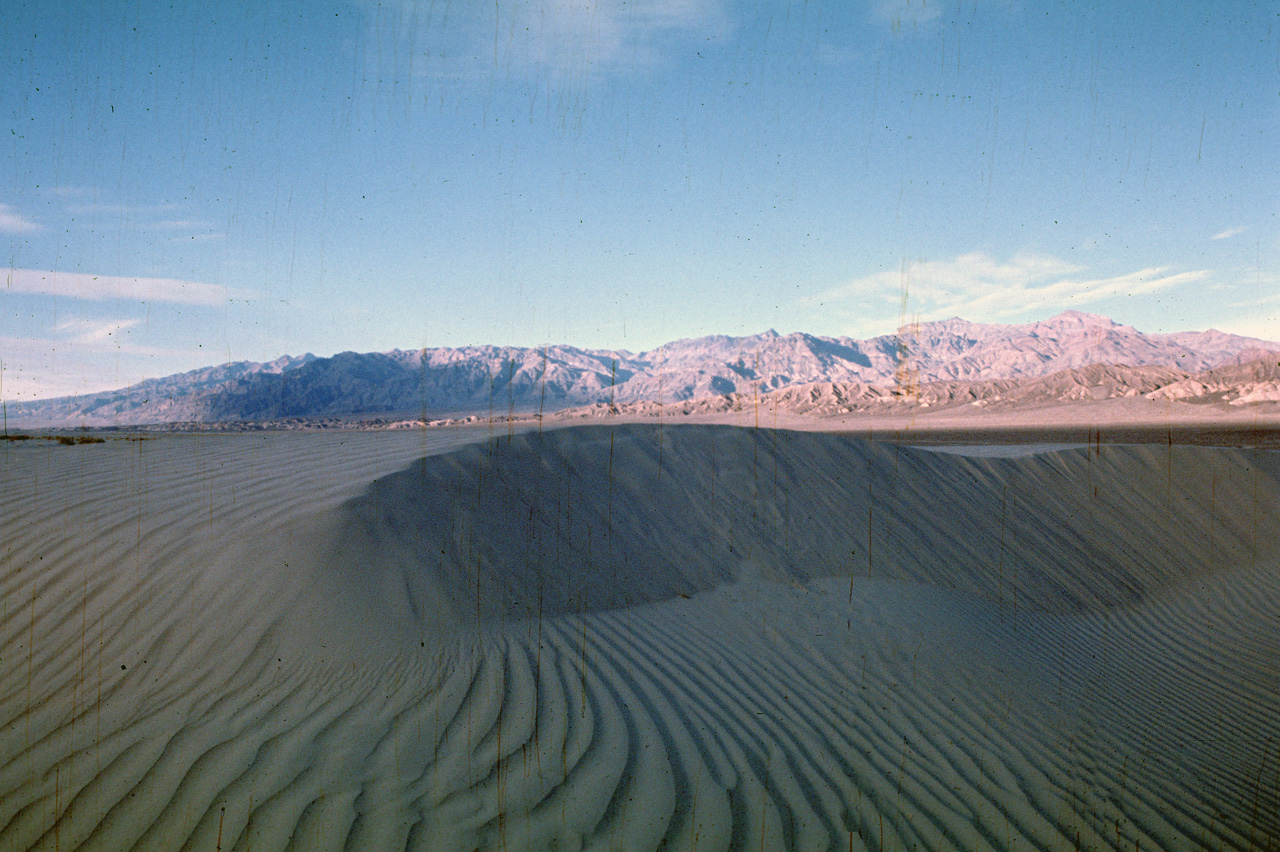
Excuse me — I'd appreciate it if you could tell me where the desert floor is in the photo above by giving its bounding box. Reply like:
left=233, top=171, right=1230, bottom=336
left=2, top=422, right=1278, bottom=851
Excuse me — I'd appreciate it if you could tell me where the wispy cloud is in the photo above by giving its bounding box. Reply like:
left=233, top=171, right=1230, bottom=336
left=815, top=42, right=868, bottom=67
left=50, top=317, right=185, bottom=358
left=872, top=0, right=944, bottom=30
left=4, top=268, right=254, bottom=306
left=870, top=0, right=1018, bottom=34
left=512, top=0, right=731, bottom=71
left=0, top=338, right=114, bottom=401
left=812, top=252, right=1209, bottom=325
left=1212, top=226, right=1247, bottom=240
left=0, top=204, right=41, bottom=234
left=1233, top=293, right=1280, bottom=308
left=53, top=317, right=142, bottom=345
left=1226, top=272, right=1280, bottom=308
left=66, top=202, right=183, bottom=216
left=168, top=232, right=225, bottom=243
left=48, top=185, right=95, bottom=199
left=148, top=219, right=211, bottom=230
left=62, top=201, right=212, bottom=235
left=362, top=0, right=731, bottom=85
left=0, top=331, right=193, bottom=401
left=1202, top=315, right=1280, bottom=344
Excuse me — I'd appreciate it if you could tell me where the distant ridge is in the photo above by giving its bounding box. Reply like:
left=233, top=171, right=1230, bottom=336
left=553, top=358, right=1280, bottom=422
left=6, top=312, right=1277, bottom=427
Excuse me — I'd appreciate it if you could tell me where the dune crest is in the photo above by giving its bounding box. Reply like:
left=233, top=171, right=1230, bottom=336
left=297, top=425, right=1280, bottom=639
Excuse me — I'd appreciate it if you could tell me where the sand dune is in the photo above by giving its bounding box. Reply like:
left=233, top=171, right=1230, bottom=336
left=1, top=425, right=1278, bottom=851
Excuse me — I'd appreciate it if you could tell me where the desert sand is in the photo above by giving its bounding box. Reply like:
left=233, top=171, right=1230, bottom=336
left=1, top=422, right=1278, bottom=851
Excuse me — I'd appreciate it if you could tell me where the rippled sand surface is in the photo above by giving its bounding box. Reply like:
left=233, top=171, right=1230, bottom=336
left=2, top=425, right=1278, bottom=851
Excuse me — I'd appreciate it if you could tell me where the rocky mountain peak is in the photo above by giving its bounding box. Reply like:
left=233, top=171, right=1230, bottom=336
left=7, top=314, right=1276, bottom=427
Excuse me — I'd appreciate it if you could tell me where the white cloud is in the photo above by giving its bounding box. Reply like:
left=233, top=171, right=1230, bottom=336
left=3, top=268, right=255, bottom=306
left=1212, top=227, right=1247, bottom=240
left=813, top=251, right=1209, bottom=325
left=0, top=204, right=40, bottom=234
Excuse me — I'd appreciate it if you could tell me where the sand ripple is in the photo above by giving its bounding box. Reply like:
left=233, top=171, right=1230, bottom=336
left=2, top=426, right=1278, bottom=850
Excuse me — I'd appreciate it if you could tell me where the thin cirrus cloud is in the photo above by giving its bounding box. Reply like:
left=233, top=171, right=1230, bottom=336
left=366, top=0, right=731, bottom=83
left=151, top=220, right=211, bottom=230
left=872, top=0, right=945, bottom=28
left=0, top=204, right=41, bottom=234
left=815, top=252, right=1209, bottom=324
left=1211, top=227, right=1247, bottom=240
left=4, top=269, right=254, bottom=306
left=53, top=317, right=142, bottom=345
left=0, top=328, right=190, bottom=401
left=871, top=0, right=1018, bottom=32
left=513, top=0, right=731, bottom=70
left=49, top=317, right=186, bottom=359
left=66, top=202, right=183, bottom=216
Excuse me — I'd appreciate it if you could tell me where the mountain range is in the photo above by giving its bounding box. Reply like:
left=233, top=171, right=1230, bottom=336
left=6, top=311, right=1278, bottom=427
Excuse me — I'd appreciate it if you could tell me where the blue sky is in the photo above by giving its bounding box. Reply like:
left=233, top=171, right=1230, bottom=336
left=1, top=0, right=1277, bottom=399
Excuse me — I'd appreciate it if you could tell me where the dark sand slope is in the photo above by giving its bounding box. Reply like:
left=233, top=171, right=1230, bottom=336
left=1, top=426, right=1278, bottom=851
